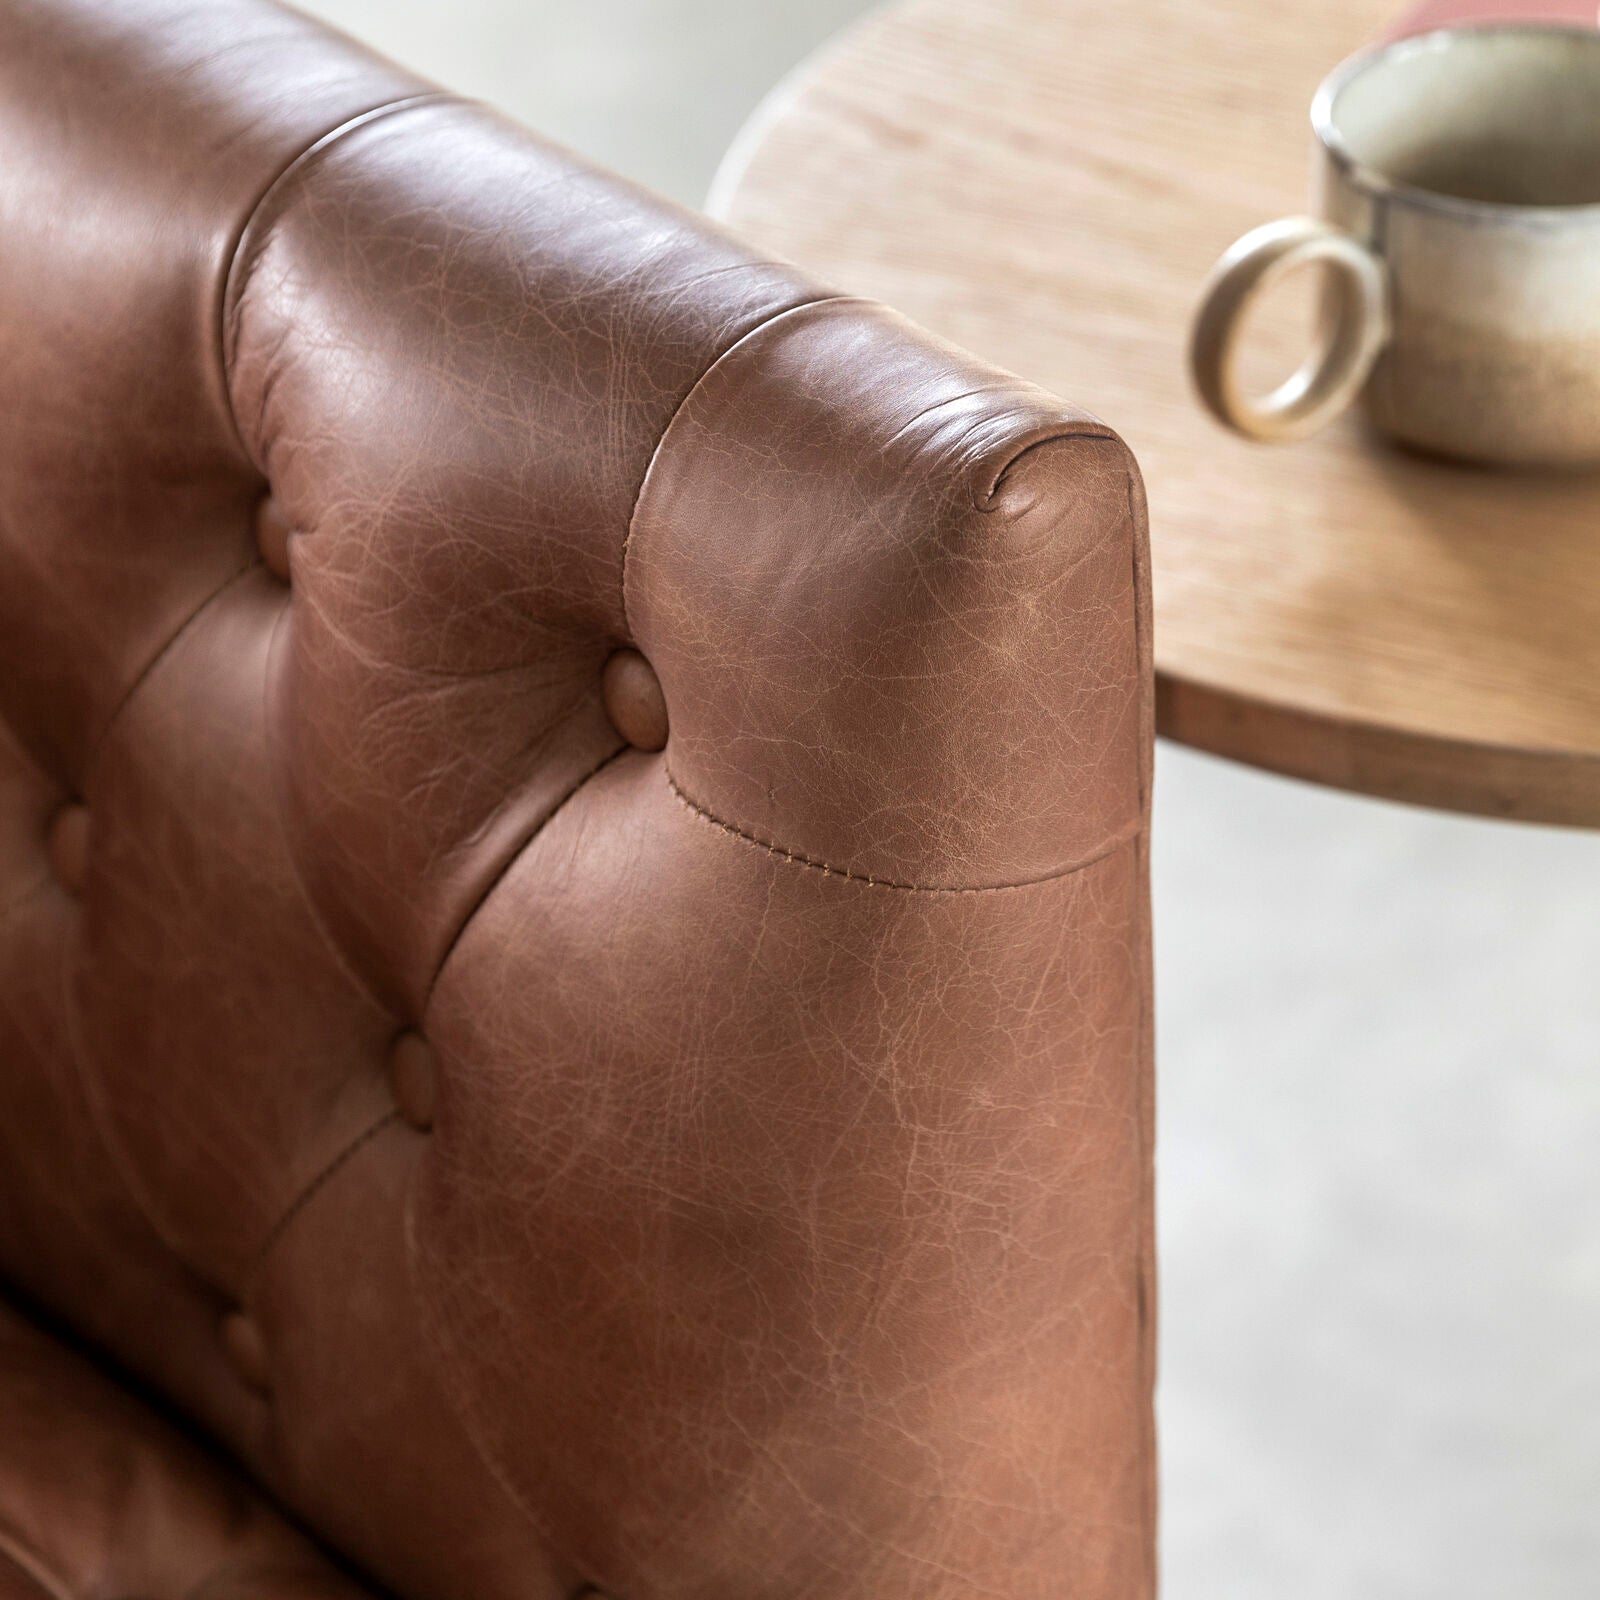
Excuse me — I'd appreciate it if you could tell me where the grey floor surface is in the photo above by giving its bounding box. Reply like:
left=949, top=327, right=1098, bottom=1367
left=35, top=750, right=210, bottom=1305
left=300, top=2, right=1600, bottom=1592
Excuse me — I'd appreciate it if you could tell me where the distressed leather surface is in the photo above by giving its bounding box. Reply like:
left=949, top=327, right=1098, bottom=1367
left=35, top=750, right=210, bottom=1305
left=0, top=1302, right=366, bottom=1600
left=0, top=1, right=1156, bottom=1596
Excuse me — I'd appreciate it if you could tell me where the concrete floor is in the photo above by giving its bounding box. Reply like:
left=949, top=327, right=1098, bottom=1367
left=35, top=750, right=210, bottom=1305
left=300, top=2, right=1600, bottom=1593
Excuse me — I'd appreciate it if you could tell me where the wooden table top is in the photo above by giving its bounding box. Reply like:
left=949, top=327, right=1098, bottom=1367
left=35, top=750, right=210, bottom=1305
left=711, top=0, right=1600, bottom=827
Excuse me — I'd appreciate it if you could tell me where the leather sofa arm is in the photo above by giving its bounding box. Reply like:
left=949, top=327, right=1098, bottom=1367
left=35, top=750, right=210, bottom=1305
left=0, top=2, right=1154, bottom=1596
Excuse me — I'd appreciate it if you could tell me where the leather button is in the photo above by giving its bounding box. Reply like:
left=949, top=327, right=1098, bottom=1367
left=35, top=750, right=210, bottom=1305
left=46, top=805, right=89, bottom=895
left=218, top=1309, right=271, bottom=1394
left=255, top=497, right=293, bottom=582
left=387, top=1031, right=437, bottom=1132
left=601, top=649, right=668, bottom=752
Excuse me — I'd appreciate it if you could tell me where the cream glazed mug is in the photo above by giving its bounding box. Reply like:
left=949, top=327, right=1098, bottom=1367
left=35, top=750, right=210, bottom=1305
left=1190, top=25, right=1600, bottom=467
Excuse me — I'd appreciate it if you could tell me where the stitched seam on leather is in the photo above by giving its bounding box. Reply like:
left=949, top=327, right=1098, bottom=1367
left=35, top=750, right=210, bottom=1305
left=216, top=91, right=464, bottom=465
left=665, top=769, right=1139, bottom=892
left=246, top=1110, right=400, bottom=1280
left=423, top=741, right=630, bottom=1013
left=84, top=558, right=262, bottom=785
left=617, top=293, right=861, bottom=637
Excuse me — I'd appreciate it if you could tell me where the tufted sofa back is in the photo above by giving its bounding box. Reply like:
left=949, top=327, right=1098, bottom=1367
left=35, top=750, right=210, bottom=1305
left=0, top=1, right=1155, bottom=1597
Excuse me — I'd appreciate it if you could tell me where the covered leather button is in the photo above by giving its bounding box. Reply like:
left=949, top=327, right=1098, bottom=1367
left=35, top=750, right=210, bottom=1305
left=46, top=804, right=90, bottom=895
left=601, top=649, right=668, bottom=752
left=387, top=1031, right=437, bottom=1132
left=255, top=496, right=293, bottom=582
left=218, top=1309, right=271, bottom=1394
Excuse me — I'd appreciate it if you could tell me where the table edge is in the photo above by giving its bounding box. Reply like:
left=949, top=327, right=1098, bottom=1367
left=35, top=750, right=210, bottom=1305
left=710, top=1, right=1600, bottom=831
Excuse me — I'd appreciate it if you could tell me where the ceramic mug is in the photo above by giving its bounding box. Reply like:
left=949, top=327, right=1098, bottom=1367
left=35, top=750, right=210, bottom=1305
left=1190, top=25, right=1600, bottom=466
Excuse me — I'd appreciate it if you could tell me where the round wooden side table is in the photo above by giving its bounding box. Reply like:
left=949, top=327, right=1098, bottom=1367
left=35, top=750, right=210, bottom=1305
left=710, top=0, right=1600, bottom=827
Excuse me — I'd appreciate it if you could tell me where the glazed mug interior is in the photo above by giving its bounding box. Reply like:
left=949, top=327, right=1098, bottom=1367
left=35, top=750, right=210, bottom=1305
left=1320, top=25, right=1600, bottom=207
left=1191, top=25, right=1600, bottom=464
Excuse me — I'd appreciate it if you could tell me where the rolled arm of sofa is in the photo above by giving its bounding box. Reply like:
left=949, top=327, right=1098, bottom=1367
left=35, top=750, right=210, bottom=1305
left=0, top=0, right=1154, bottom=1596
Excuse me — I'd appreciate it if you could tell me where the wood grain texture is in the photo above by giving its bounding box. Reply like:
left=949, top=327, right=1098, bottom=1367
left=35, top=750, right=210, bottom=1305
left=711, top=0, right=1600, bottom=826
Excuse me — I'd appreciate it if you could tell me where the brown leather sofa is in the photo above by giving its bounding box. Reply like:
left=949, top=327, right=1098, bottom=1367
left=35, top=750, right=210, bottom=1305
left=0, top=1, right=1155, bottom=1596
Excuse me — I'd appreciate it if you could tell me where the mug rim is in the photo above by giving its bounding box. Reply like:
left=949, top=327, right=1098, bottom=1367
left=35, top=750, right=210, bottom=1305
left=1311, top=22, right=1600, bottom=224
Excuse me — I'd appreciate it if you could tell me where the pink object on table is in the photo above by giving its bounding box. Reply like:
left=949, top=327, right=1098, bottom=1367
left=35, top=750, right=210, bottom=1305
left=1388, top=0, right=1599, bottom=36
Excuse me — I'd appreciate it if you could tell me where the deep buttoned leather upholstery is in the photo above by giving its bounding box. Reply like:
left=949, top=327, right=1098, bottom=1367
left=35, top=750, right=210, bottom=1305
left=0, top=2, right=1155, bottom=1597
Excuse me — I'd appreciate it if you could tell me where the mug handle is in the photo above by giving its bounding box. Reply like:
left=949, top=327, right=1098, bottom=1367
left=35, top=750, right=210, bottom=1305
left=1190, top=216, right=1390, bottom=442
